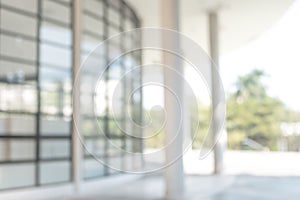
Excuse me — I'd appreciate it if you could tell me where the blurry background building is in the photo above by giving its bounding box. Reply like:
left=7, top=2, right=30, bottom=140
left=1, top=0, right=300, bottom=199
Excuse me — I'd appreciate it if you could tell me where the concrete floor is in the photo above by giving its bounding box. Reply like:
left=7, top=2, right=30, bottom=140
left=63, top=174, right=300, bottom=200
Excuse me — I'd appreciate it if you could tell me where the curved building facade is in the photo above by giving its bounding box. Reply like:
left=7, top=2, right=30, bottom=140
left=0, top=0, right=142, bottom=191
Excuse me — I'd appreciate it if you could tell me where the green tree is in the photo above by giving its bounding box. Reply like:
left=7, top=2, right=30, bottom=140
left=227, top=69, right=284, bottom=150
left=235, top=69, right=267, bottom=101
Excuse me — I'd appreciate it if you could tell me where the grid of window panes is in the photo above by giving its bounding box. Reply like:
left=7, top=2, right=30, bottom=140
left=81, top=0, right=143, bottom=179
left=0, top=0, right=73, bottom=190
left=0, top=0, right=142, bottom=190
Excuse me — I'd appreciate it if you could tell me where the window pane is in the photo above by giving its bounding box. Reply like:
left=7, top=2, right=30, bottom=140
left=108, top=26, right=120, bottom=38
left=41, top=90, right=71, bottom=116
left=108, top=8, right=120, bottom=27
left=59, top=0, right=71, bottom=3
left=108, top=156, right=122, bottom=174
left=109, top=120, right=123, bottom=136
left=42, top=0, right=71, bottom=24
left=0, top=60, right=36, bottom=84
left=84, top=139, right=105, bottom=156
left=82, top=35, right=102, bottom=53
left=39, top=67, right=71, bottom=90
left=40, top=116, right=70, bottom=135
left=0, top=34, right=37, bottom=61
left=81, top=52, right=106, bottom=73
left=0, top=140, right=35, bottom=161
left=108, top=42, right=122, bottom=60
left=0, top=114, right=36, bottom=135
left=82, top=118, right=102, bottom=136
left=80, top=74, right=98, bottom=94
left=108, top=59, right=122, bottom=79
left=40, top=139, right=70, bottom=159
left=83, top=0, right=104, bottom=18
left=83, top=158, right=104, bottom=179
left=40, top=22, right=72, bottom=46
left=0, top=9, right=37, bottom=37
left=107, top=139, right=123, bottom=155
left=110, top=0, right=121, bottom=9
left=0, top=163, right=35, bottom=190
left=83, top=15, right=104, bottom=37
left=124, top=18, right=135, bottom=31
left=40, top=43, right=71, bottom=68
left=124, top=35, right=133, bottom=50
left=80, top=94, right=94, bottom=115
left=125, top=139, right=133, bottom=152
left=39, top=161, right=70, bottom=184
left=124, top=154, right=143, bottom=171
left=0, top=84, right=37, bottom=112
left=1, top=0, right=38, bottom=13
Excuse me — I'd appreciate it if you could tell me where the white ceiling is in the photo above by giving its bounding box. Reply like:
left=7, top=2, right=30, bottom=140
left=126, top=0, right=294, bottom=55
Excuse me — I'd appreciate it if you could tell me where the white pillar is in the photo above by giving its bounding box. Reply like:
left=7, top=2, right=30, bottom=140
left=208, top=11, right=226, bottom=174
left=183, top=89, right=192, bottom=148
left=72, top=0, right=82, bottom=192
left=161, top=0, right=185, bottom=199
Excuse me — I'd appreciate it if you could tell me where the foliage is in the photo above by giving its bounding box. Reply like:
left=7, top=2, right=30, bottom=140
left=144, top=69, right=300, bottom=151
left=227, top=69, right=285, bottom=150
left=191, top=103, right=211, bottom=149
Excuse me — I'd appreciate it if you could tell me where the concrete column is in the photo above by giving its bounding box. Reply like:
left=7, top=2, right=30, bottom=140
left=208, top=11, right=226, bottom=174
left=72, top=0, right=82, bottom=192
left=161, top=0, right=185, bottom=199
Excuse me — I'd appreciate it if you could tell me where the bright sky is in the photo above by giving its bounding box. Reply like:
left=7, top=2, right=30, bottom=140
left=220, top=0, right=300, bottom=111
left=142, top=0, right=300, bottom=111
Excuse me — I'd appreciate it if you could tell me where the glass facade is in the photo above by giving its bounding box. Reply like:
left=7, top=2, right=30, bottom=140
left=0, top=0, right=141, bottom=190
left=80, top=0, right=143, bottom=179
